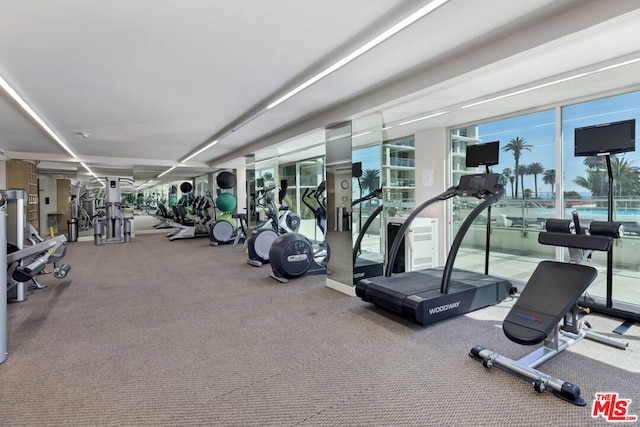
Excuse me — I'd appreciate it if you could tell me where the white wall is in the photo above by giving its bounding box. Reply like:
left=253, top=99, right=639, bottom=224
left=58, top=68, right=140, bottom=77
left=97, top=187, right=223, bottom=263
left=414, top=127, right=449, bottom=263
left=234, top=167, right=247, bottom=213
left=38, top=175, right=59, bottom=235
left=0, top=159, right=6, bottom=189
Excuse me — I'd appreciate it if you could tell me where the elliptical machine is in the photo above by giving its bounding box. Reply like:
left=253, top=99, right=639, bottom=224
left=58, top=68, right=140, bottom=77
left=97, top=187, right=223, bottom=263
left=209, top=171, right=247, bottom=247
left=301, top=181, right=330, bottom=265
left=246, top=179, right=300, bottom=267
left=269, top=181, right=329, bottom=283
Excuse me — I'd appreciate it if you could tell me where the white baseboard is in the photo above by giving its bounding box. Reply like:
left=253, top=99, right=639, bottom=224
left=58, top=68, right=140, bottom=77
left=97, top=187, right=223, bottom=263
left=325, top=278, right=356, bottom=296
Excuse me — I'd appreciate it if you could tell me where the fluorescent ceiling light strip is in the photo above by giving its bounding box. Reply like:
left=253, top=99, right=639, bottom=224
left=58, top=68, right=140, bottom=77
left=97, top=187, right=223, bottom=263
left=180, top=140, right=219, bottom=163
left=80, top=162, right=97, bottom=177
left=350, top=54, right=640, bottom=138
left=0, top=74, right=78, bottom=159
left=266, top=0, right=449, bottom=110
left=134, top=180, right=153, bottom=191
left=595, top=56, right=640, bottom=72
left=157, top=166, right=177, bottom=178
left=396, top=111, right=449, bottom=127
left=180, top=0, right=449, bottom=162
left=460, top=55, right=640, bottom=110
left=460, top=73, right=589, bottom=109
left=352, top=131, right=372, bottom=138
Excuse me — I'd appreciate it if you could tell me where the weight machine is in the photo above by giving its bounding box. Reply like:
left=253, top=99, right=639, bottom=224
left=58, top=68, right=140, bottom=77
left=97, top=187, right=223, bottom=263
left=92, top=177, right=134, bottom=245
left=2, top=192, right=71, bottom=364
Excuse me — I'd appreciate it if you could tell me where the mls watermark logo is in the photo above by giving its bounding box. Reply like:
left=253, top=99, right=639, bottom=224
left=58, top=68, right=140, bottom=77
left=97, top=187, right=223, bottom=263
left=592, top=393, right=638, bottom=422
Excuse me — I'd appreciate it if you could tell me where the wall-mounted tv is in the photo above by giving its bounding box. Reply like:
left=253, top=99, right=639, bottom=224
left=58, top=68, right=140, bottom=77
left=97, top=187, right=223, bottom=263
left=574, top=119, right=636, bottom=157
left=466, top=141, right=499, bottom=167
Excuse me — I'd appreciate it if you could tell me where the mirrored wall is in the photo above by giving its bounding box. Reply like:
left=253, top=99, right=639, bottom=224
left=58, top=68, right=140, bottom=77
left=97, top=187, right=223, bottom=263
left=351, top=115, right=384, bottom=286
left=325, top=122, right=353, bottom=288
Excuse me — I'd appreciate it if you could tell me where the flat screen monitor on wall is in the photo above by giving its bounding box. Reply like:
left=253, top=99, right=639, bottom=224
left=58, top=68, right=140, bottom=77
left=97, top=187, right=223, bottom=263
left=574, top=119, right=636, bottom=157
left=466, top=141, right=499, bottom=167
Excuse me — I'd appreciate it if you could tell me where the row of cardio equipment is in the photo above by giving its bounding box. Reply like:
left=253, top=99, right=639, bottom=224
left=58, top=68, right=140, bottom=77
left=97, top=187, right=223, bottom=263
left=154, top=172, right=329, bottom=284
left=246, top=178, right=329, bottom=283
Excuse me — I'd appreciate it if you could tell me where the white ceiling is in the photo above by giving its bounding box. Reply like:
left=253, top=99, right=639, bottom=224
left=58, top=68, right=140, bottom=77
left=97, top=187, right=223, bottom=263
left=2, top=0, right=640, bottom=187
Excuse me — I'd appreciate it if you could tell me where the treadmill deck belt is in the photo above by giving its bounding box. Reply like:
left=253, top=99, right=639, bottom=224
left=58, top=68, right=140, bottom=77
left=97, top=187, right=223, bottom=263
left=356, top=267, right=512, bottom=325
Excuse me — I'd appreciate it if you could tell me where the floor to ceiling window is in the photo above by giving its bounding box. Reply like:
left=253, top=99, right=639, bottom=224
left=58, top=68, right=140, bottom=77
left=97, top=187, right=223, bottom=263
left=449, top=89, right=640, bottom=312
left=352, top=144, right=382, bottom=254
left=450, top=109, right=557, bottom=283
left=562, top=91, right=640, bottom=309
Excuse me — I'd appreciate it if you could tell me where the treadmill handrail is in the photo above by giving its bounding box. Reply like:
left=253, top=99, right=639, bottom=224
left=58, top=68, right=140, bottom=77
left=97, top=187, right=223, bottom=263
left=353, top=204, right=384, bottom=264
left=440, top=185, right=505, bottom=294
left=384, top=186, right=458, bottom=277
left=352, top=187, right=382, bottom=207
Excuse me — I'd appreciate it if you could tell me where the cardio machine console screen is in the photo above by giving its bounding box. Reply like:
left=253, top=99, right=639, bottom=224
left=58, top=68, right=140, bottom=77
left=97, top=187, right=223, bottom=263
left=457, top=173, right=500, bottom=197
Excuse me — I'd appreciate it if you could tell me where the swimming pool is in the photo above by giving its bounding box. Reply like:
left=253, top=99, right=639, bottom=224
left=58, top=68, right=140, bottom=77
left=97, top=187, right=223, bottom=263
left=524, top=206, right=640, bottom=219
left=563, top=207, right=640, bottom=219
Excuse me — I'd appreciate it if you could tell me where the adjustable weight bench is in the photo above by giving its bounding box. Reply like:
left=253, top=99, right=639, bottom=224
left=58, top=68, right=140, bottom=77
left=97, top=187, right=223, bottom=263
left=470, top=219, right=628, bottom=406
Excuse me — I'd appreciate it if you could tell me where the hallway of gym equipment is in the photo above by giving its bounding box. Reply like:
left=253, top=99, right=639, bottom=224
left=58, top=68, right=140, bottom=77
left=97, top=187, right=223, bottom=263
left=1, top=230, right=639, bottom=426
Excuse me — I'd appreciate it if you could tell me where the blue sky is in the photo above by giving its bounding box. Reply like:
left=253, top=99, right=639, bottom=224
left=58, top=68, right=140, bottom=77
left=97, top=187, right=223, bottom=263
left=352, top=145, right=382, bottom=176
left=479, top=91, right=640, bottom=195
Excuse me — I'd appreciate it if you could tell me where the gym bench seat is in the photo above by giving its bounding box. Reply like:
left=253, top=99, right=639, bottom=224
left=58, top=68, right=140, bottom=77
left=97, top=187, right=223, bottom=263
left=470, top=223, right=628, bottom=406
left=502, top=261, right=597, bottom=346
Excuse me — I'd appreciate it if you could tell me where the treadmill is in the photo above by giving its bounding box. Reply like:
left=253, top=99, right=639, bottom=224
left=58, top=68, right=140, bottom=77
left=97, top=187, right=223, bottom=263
left=356, top=143, right=514, bottom=325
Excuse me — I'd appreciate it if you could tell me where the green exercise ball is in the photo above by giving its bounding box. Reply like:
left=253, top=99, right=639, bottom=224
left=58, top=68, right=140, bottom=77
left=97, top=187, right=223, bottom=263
left=218, top=213, right=233, bottom=223
left=216, top=192, right=237, bottom=213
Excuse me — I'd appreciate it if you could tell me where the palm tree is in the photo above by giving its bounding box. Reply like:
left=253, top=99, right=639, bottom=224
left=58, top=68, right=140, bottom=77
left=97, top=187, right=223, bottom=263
left=611, top=157, right=640, bottom=197
left=517, top=164, right=528, bottom=200
left=583, top=156, right=605, bottom=170
left=502, top=137, right=533, bottom=198
left=527, top=162, right=544, bottom=198
left=502, top=168, right=515, bottom=199
left=360, top=169, right=380, bottom=194
left=573, top=156, right=640, bottom=198
left=542, top=169, right=556, bottom=196
left=573, top=171, right=607, bottom=199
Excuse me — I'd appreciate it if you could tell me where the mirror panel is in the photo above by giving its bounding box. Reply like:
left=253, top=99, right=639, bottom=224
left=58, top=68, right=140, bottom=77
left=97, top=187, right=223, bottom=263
left=352, top=113, right=384, bottom=285
left=325, top=121, right=353, bottom=288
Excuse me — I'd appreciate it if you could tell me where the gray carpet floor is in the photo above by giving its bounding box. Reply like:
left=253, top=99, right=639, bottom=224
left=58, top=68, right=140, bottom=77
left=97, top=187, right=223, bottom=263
left=2, top=232, right=639, bottom=426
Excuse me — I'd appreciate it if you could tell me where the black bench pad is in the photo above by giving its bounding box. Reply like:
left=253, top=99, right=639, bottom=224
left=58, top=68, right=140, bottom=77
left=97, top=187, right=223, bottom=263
left=503, top=261, right=597, bottom=345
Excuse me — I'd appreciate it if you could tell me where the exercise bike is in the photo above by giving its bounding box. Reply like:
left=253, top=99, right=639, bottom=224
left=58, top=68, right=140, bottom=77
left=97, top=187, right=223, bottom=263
left=246, top=179, right=300, bottom=267
left=269, top=181, right=329, bottom=283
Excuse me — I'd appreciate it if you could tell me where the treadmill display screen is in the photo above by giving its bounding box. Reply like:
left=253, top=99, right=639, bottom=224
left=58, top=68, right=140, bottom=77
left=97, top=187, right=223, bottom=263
left=467, top=176, right=485, bottom=190
left=458, top=173, right=499, bottom=195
